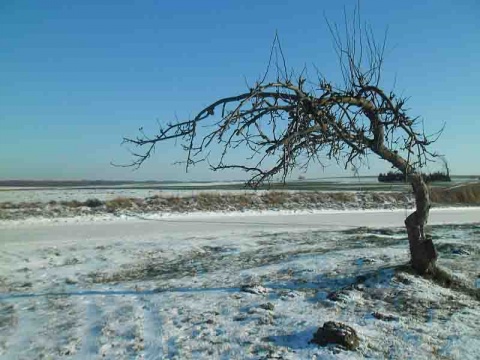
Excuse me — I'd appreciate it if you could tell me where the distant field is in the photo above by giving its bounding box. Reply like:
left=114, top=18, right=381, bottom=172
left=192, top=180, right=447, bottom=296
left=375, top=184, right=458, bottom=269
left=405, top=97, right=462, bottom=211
left=1, top=175, right=477, bottom=191
left=0, top=176, right=478, bottom=206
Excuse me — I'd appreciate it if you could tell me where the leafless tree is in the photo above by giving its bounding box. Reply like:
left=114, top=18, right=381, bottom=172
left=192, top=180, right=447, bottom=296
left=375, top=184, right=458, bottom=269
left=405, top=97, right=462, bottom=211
left=439, top=155, right=450, bottom=178
left=121, top=13, right=444, bottom=274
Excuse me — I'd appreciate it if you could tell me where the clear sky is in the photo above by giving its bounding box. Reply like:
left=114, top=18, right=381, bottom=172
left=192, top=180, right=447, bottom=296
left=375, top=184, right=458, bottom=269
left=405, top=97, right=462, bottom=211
left=1, top=0, right=479, bottom=181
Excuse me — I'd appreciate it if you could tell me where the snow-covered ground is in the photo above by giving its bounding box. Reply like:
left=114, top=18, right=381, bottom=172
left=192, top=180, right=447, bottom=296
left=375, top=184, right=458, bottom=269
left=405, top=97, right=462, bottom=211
left=0, top=187, right=250, bottom=204
left=1, top=209, right=479, bottom=359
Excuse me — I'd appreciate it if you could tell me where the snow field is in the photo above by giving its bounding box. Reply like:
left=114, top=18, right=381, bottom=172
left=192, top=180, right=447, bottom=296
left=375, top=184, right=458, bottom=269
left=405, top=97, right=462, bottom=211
left=0, top=210, right=479, bottom=359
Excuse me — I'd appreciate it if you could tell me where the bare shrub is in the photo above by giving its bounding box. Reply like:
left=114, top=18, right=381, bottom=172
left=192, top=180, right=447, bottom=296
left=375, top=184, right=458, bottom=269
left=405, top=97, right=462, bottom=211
left=83, top=198, right=103, bottom=208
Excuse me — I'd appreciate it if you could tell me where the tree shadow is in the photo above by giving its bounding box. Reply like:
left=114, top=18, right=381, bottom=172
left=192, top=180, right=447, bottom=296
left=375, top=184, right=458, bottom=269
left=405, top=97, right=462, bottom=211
left=0, top=286, right=241, bottom=300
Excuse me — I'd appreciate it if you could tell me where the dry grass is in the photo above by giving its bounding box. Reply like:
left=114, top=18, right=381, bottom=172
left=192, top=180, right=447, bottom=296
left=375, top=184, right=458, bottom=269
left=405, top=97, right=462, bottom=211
left=195, top=193, right=225, bottom=206
left=260, top=191, right=289, bottom=205
left=0, top=202, right=15, bottom=209
left=430, top=183, right=480, bottom=205
left=105, top=197, right=141, bottom=212
left=235, top=194, right=252, bottom=207
left=1, top=184, right=479, bottom=220
left=59, top=200, right=83, bottom=208
left=329, top=192, right=357, bottom=203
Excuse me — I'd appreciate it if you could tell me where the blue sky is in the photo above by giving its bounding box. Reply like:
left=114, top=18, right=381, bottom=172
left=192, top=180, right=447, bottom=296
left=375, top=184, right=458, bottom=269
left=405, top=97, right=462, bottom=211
left=1, top=0, right=479, bottom=181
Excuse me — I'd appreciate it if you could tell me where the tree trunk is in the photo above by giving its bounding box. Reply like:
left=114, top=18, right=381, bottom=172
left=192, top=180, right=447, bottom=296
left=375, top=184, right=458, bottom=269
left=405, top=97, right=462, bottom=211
left=405, top=173, right=437, bottom=274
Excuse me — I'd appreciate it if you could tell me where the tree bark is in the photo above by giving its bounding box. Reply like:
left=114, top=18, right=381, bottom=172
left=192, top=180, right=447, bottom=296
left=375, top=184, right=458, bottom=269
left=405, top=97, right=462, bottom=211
left=405, top=174, right=437, bottom=274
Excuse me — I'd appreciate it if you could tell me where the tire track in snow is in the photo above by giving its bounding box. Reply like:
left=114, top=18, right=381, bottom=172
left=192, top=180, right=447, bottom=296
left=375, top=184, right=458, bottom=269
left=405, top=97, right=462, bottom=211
left=75, top=299, right=102, bottom=360
left=2, top=298, right=46, bottom=358
left=140, top=296, right=165, bottom=360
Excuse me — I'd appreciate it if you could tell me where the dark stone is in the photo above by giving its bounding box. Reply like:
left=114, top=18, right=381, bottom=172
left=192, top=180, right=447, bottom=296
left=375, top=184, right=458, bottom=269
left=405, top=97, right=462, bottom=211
left=259, top=302, right=275, bottom=311
left=353, top=283, right=365, bottom=291
left=452, top=248, right=470, bottom=256
left=240, top=284, right=268, bottom=295
left=327, top=290, right=349, bottom=302
left=355, top=257, right=376, bottom=265
left=65, top=277, right=77, bottom=285
left=355, top=275, right=367, bottom=283
left=310, top=321, right=360, bottom=350
left=233, top=315, right=247, bottom=322
left=372, top=311, right=399, bottom=322
left=257, top=314, right=274, bottom=325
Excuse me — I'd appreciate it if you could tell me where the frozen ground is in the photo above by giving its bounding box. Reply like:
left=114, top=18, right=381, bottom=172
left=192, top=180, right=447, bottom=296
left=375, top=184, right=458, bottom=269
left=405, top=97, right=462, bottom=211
left=0, top=209, right=479, bottom=359
left=0, top=187, right=225, bottom=204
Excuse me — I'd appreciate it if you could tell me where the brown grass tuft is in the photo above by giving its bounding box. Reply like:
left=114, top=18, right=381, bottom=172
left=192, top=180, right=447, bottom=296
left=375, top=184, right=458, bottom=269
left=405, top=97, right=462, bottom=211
left=0, top=202, right=15, bottom=209
left=105, top=197, right=135, bottom=211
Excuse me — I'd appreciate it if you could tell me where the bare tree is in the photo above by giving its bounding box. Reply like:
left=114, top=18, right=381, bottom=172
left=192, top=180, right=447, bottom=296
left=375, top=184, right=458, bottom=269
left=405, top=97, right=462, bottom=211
left=439, top=155, right=450, bottom=179
left=121, top=15, right=443, bottom=275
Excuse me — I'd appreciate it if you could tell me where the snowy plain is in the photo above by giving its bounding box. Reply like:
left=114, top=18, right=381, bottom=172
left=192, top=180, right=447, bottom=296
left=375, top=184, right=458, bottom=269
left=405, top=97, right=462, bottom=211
left=0, top=203, right=479, bottom=359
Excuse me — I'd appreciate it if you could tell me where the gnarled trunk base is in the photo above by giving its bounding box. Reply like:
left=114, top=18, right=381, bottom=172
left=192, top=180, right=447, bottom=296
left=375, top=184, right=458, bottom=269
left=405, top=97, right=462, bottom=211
left=405, top=212, right=437, bottom=274
left=405, top=174, right=437, bottom=274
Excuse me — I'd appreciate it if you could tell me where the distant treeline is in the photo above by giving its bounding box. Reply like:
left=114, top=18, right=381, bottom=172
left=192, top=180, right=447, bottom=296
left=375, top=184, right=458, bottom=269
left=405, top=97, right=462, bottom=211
left=0, top=180, right=174, bottom=187
left=378, top=171, right=451, bottom=183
